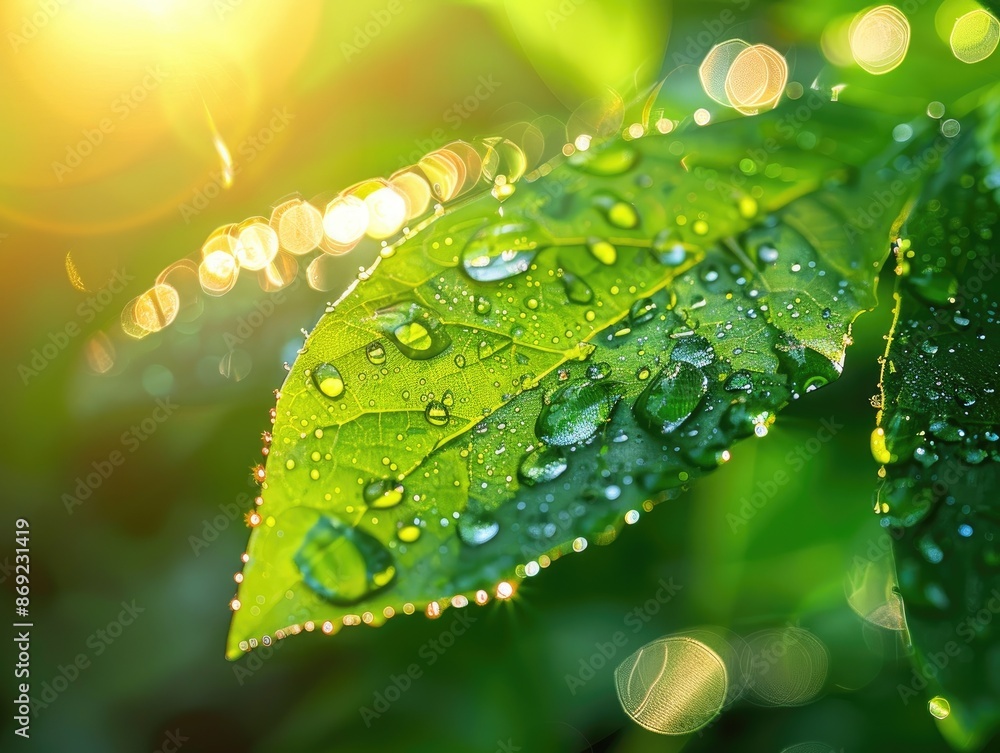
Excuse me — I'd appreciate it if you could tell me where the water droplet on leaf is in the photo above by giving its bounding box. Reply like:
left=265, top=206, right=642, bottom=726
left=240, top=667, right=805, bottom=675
left=587, top=238, right=618, bottom=265
left=562, top=272, right=594, bottom=304
left=365, top=341, right=387, bottom=365
left=536, top=379, right=622, bottom=446
left=462, top=221, right=545, bottom=281
left=311, top=362, right=345, bottom=398
left=652, top=230, right=691, bottom=266
left=376, top=301, right=452, bottom=360
left=633, top=361, right=708, bottom=434
left=629, top=298, right=657, bottom=326
left=457, top=512, right=500, bottom=546
left=518, top=447, right=569, bottom=486
left=592, top=191, right=639, bottom=229
left=295, top=516, right=396, bottom=604
left=424, top=400, right=451, bottom=426
left=363, top=479, right=405, bottom=509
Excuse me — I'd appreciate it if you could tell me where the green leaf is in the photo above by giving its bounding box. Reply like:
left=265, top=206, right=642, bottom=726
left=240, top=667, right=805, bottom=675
left=228, top=106, right=911, bottom=659
left=876, top=105, right=1000, bottom=749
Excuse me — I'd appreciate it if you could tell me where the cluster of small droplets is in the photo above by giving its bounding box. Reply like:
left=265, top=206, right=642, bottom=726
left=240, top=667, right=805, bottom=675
left=220, top=43, right=895, bottom=653
left=233, top=579, right=518, bottom=653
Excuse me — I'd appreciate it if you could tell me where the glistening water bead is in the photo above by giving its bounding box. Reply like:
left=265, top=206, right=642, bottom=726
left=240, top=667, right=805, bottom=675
left=311, top=362, right=345, bottom=398
left=591, top=191, right=640, bottom=229
left=365, top=341, right=387, bottom=365
left=536, top=380, right=622, bottom=446
left=457, top=512, right=500, bottom=546
left=376, top=301, right=452, bottom=359
left=295, top=516, right=397, bottom=604
left=461, top=220, right=544, bottom=282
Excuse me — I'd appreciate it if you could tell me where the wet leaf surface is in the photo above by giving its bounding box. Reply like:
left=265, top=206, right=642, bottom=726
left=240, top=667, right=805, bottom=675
left=229, top=109, right=911, bottom=659
left=876, top=108, right=1000, bottom=749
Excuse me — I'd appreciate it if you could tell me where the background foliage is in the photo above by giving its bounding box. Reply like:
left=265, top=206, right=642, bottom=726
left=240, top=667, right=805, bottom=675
left=1, top=0, right=998, bottom=750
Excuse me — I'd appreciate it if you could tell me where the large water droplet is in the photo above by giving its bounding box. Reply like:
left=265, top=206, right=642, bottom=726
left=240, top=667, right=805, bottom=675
left=670, top=336, right=716, bottom=368
left=586, top=362, right=611, bottom=380
left=536, top=379, right=621, bottom=446
left=775, top=341, right=841, bottom=395
left=870, top=427, right=892, bottom=465
left=457, top=511, right=500, bottom=546
left=592, top=191, right=639, bottom=229
left=424, top=399, right=451, bottom=426
left=587, top=237, right=618, bottom=265
left=629, top=297, right=657, bottom=326
left=397, top=525, right=421, bottom=543
left=757, top=245, right=779, bottom=264
left=365, top=341, right=387, bottom=365
left=295, top=516, right=396, bottom=604
left=724, top=370, right=754, bottom=393
left=633, top=361, right=708, bottom=434
left=311, top=362, right=345, bottom=398
left=955, top=386, right=977, bottom=407
left=376, top=301, right=452, bottom=360
left=462, top=221, right=545, bottom=281
left=518, top=447, right=569, bottom=486
left=562, top=271, right=594, bottom=304
left=652, top=230, right=693, bottom=266
left=928, top=696, right=951, bottom=720
left=363, top=478, right=404, bottom=509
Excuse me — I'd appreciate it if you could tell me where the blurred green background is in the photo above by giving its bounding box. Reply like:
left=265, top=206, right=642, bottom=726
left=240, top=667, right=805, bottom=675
left=1, top=0, right=996, bottom=750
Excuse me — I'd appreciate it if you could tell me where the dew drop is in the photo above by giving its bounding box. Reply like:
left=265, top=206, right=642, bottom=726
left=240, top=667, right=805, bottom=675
left=311, top=362, right=345, bottom=398
left=928, top=696, right=951, bottom=720
left=295, top=515, right=396, bottom=603
left=629, top=297, right=657, bottom=326
left=562, top=272, right=594, bottom=304
left=587, top=238, right=618, bottom=265
left=592, top=191, right=640, bottom=229
left=457, top=512, right=501, bottom=546
left=363, top=478, right=405, bottom=509
left=424, top=400, right=451, bottom=426
left=462, top=221, right=545, bottom=281
left=376, top=301, right=452, bottom=360
left=723, top=370, right=754, bottom=393
left=397, top=525, right=421, bottom=543
left=365, top=340, right=387, bottom=365
left=633, top=361, right=708, bottom=434
left=758, top=245, right=779, bottom=264
left=652, top=230, right=691, bottom=266
left=518, top=447, right=569, bottom=486
left=536, top=380, right=622, bottom=446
